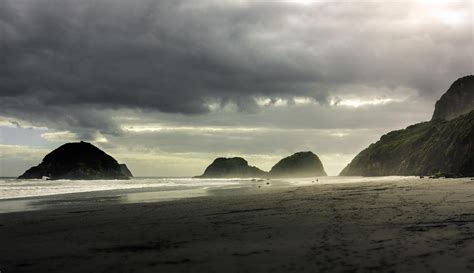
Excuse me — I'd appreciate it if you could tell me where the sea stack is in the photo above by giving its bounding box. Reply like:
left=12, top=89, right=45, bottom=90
left=18, top=141, right=133, bottom=180
left=341, top=76, right=474, bottom=177
left=269, top=151, right=327, bottom=178
left=196, top=157, right=266, bottom=178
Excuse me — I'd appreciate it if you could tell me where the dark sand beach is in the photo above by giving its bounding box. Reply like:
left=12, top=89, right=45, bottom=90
left=1, top=178, right=474, bottom=273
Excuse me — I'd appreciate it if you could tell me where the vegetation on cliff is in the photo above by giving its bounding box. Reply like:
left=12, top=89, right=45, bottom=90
left=340, top=110, right=474, bottom=177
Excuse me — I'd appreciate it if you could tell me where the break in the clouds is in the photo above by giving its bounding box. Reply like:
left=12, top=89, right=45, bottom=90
left=0, top=0, right=472, bottom=176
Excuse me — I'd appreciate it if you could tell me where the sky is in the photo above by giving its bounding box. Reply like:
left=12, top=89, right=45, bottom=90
left=0, top=0, right=473, bottom=177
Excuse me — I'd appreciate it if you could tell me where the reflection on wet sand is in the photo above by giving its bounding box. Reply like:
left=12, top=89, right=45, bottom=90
left=0, top=178, right=293, bottom=213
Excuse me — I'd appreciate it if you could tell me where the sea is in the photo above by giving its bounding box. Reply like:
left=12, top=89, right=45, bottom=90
left=0, top=176, right=417, bottom=213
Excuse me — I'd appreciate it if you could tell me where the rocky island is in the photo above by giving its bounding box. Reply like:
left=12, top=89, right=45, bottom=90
left=341, top=76, right=474, bottom=177
left=18, top=141, right=133, bottom=180
left=269, top=151, right=327, bottom=177
left=196, top=157, right=266, bottom=178
left=197, top=151, right=327, bottom=178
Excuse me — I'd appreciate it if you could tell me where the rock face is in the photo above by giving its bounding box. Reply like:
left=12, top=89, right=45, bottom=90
left=341, top=81, right=474, bottom=177
left=18, top=141, right=132, bottom=180
left=119, top=164, right=133, bottom=178
left=269, top=151, right=327, bottom=178
left=197, top=157, right=266, bottom=178
left=432, top=75, right=474, bottom=121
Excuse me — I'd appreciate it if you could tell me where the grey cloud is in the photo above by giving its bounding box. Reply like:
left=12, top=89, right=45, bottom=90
left=0, top=0, right=472, bottom=135
left=113, top=128, right=383, bottom=156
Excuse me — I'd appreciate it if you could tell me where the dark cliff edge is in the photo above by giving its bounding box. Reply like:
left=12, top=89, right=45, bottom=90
left=432, top=75, right=474, bottom=121
left=18, top=141, right=132, bottom=180
left=341, top=76, right=474, bottom=177
left=269, top=151, right=327, bottom=178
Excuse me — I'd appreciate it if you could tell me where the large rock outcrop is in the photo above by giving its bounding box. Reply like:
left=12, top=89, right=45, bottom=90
left=432, top=75, right=474, bottom=120
left=196, top=157, right=266, bottom=178
left=18, top=141, right=133, bottom=180
left=340, top=112, right=474, bottom=177
left=269, top=151, right=327, bottom=178
left=341, top=76, right=474, bottom=177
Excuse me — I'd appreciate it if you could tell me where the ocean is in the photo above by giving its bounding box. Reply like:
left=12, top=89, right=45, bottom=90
left=0, top=176, right=420, bottom=213
left=0, top=176, right=417, bottom=200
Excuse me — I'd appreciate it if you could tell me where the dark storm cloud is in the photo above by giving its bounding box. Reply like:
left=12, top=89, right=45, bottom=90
left=0, top=0, right=472, bottom=136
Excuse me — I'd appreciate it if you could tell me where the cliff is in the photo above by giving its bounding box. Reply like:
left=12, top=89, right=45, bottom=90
left=341, top=76, right=474, bottom=177
left=340, top=110, right=474, bottom=177
left=432, top=75, right=474, bottom=120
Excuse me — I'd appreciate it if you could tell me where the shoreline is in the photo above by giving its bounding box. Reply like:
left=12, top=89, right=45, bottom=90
left=1, top=178, right=474, bottom=272
left=0, top=175, right=427, bottom=202
left=0, top=176, right=427, bottom=214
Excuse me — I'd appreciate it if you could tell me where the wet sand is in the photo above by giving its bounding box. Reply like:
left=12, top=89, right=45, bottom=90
left=1, top=178, right=474, bottom=272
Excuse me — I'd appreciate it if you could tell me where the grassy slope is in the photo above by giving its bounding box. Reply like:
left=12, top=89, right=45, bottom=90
left=340, top=110, right=474, bottom=177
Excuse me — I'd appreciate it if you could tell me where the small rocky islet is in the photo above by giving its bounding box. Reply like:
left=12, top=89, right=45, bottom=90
left=196, top=151, right=327, bottom=178
left=194, top=157, right=267, bottom=178
left=18, top=141, right=133, bottom=180
left=269, top=151, right=327, bottom=178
